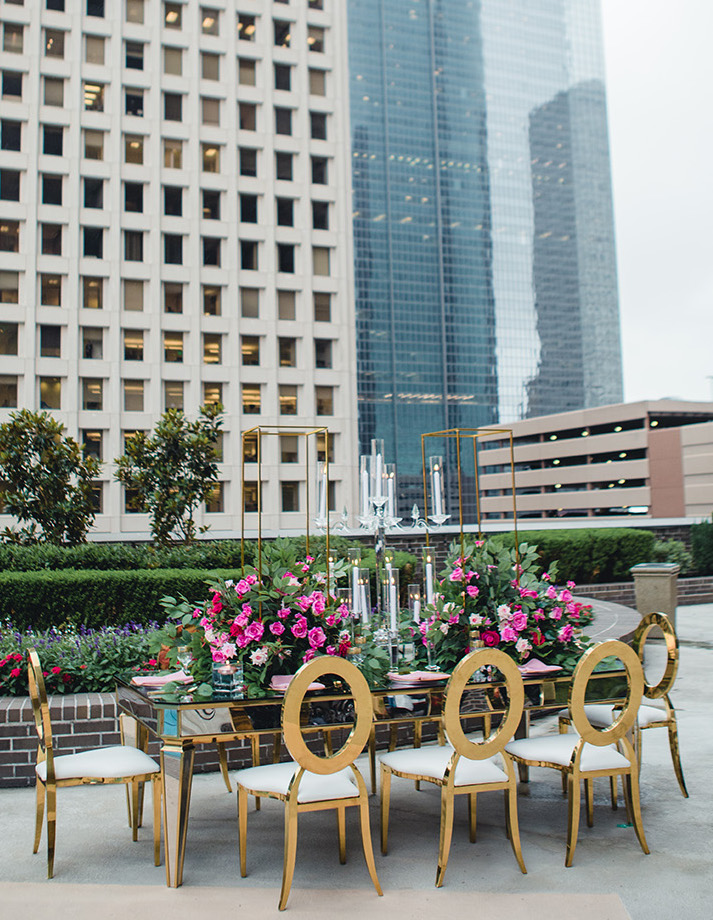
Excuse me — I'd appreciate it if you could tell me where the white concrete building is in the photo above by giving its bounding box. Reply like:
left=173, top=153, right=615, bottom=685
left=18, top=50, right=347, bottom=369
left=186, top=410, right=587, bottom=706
left=0, top=0, right=358, bottom=536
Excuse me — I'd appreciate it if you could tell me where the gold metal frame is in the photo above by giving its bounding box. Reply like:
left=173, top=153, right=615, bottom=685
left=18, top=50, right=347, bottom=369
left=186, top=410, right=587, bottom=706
left=27, top=649, right=162, bottom=878
left=420, top=427, right=519, bottom=574
left=380, top=648, right=527, bottom=886
left=559, top=612, right=688, bottom=798
left=510, top=639, right=648, bottom=867
left=237, top=656, right=382, bottom=910
left=240, top=425, right=331, bottom=588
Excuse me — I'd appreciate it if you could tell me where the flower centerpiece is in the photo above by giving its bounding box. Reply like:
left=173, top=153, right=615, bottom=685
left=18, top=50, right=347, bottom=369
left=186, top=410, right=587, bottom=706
left=154, top=540, right=356, bottom=698
left=419, top=538, right=593, bottom=672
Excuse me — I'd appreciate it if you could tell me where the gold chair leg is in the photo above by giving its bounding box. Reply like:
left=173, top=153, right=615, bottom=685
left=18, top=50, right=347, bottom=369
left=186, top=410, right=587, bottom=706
left=357, top=788, right=383, bottom=897
left=610, top=775, right=618, bottom=810
left=505, top=781, right=527, bottom=874
left=152, top=775, right=162, bottom=867
left=238, top=784, right=248, bottom=878
left=46, top=784, right=57, bottom=879
left=414, top=721, right=423, bottom=791
left=337, top=805, right=347, bottom=864
left=33, top=778, right=45, bottom=854
left=388, top=723, right=398, bottom=753
left=585, top=778, right=594, bottom=828
left=436, top=723, right=446, bottom=747
left=625, top=770, right=650, bottom=855
left=250, top=737, right=261, bottom=811
left=278, top=800, right=299, bottom=911
left=323, top=729, right=334, bottom=757
left=216, top=742, right=232, bottom=793
left=667, top=722, right=689, bottom=797
left=468, top=792, right=477, bottom=843
left=130, top=779, right=140, bottom=841
left=561, top=771, right=568, bottom=796
left=435, top=785, right=455, bottom=888
left=565, top=774, right=580, bottom=868
left=380, top=765, right=391, bottom=855
left=369, top=725, right=377, bottom=795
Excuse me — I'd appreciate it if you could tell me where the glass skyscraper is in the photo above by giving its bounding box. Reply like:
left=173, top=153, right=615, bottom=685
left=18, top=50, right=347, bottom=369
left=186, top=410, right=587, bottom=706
left=347, top=0, right=622, bottom=512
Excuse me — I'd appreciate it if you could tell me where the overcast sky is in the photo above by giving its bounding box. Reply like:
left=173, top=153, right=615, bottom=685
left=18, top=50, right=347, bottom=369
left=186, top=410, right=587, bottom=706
left=600, top=0, right=713, bottom=404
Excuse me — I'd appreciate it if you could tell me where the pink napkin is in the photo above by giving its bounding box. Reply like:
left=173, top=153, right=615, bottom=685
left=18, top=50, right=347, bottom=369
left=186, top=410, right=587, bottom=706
left=270, top=675, right=326, bottom=692
left=387, top=670, right=450, bottom=683
left=517, top=659, right=563, bottom=676
left=131, top=669, right=193, bottom=688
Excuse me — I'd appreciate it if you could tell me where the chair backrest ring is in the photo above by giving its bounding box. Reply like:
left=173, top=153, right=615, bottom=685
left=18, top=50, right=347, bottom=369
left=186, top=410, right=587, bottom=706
left=443, top=648, right=524, bottom=761
left=634, top=612, right=678, bottom=699
left=281, top=656, right=373, bottom=775
left=569, top=640, right=644, bottom=746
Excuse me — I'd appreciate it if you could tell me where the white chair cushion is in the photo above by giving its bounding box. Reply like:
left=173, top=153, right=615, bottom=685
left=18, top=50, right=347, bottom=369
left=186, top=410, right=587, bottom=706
left=379, top=746, right=508, bottom=786
left=505, top=735, right=630, bottom=772
left=558, top=703, right=668, bottom=729
left=36, top=745, right=159, bottom=782
left=236, top=761, right=360, bottom=804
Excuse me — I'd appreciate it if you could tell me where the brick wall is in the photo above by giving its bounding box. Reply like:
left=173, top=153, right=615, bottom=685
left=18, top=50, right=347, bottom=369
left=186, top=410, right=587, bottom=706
left=0, top=693, right=440, bottom=789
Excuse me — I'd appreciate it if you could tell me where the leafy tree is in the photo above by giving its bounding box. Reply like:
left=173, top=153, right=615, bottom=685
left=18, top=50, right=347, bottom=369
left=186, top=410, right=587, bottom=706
left=0, top=410, right=101, bottom=545
left=115, top=404, right=223, bottom=546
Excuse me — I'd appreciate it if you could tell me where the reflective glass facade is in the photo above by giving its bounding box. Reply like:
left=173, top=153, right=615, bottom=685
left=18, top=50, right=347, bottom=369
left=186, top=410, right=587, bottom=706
left=348, top=0, right=622, bottom=510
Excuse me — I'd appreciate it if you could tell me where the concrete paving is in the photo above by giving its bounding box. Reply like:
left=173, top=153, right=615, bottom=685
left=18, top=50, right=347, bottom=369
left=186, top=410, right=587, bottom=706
left=1, top=604, right=711, bottom=919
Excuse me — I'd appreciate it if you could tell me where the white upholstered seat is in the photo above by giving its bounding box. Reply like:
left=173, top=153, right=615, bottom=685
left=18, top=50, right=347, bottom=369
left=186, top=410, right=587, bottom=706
left=237, top=761, right=358, bottom=804
left=380, top=746, right=508, bottom=786
left=36, top=744, right=159, bottom=783
left=506, top=735, right=629, bottom=772
left=558, top=703, right=667, bottom=730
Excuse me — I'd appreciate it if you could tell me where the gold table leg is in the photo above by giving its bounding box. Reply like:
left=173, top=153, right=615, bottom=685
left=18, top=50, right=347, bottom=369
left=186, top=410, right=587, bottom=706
left=161, top=742, right=195, bottom=888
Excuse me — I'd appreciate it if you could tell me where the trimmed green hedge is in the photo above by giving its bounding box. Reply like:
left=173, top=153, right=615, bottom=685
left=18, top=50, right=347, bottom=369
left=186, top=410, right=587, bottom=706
left=497, top=528, right=656, bottom=584
left=0, top=540, right=254, bottom=572
left=0, top=568, right=243, bottom=630
left=691, top=521, right=713, bottom=575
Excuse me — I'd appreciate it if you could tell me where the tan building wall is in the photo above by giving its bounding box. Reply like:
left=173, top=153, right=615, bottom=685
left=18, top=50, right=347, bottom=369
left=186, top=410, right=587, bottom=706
left=477, top=400, right=713, bottom=521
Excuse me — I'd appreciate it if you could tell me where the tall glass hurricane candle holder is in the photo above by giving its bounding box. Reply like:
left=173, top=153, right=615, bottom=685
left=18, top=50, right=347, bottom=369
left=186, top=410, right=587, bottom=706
left=428, top=455, right=449, bottom=526
left=423, top=548, right=435, bottom=607
left=408, top=584, right=422, bottom=623
left=357, top=568, right=372, bottom=626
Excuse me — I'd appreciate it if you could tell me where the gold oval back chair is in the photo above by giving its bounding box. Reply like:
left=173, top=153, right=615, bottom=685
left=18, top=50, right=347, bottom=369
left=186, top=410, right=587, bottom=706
left=558, top=612, right=687, bottom=800
left=379, top=648, right=527, bottom=887
left=506, top=639, right=649, bottom=867
left=236, top=655, right=382, bottom=911
left=27, top=648, right=162, bottom=878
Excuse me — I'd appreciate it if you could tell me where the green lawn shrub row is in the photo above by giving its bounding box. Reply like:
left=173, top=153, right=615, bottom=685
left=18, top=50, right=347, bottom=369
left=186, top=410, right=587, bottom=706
left=0, top=540, right=254, bottom=572
left=691, top=521, right=713, bottom=575
left=499, top=528, right=656, bottom=584
left=0, top=568, right=243, bottom=631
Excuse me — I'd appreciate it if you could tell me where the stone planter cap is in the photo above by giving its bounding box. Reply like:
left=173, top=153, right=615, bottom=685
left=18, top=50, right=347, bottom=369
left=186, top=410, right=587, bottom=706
left=629, top=563, right=681, bottom=575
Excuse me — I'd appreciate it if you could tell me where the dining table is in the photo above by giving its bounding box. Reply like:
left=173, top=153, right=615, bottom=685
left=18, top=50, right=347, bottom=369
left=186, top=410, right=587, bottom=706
left=116, top=661, right=628, bottom=888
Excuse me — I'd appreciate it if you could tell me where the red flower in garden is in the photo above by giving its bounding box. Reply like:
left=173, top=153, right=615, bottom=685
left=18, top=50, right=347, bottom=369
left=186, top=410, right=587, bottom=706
left=51, top=666, right=62, bottom=675
left=10, top=667, right=21, bottom=678
left=480, top=630, right=500, bottom=647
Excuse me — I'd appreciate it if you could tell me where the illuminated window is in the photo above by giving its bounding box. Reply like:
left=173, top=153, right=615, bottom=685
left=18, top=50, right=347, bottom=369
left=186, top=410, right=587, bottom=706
left=163, top=332, right=183, bottom=363
left=123, top=329, right=144, bottom=361
left=82, top=378, right=103, bottom=411
left=82, top=277, right=102, bottom=310
left=123, top=380, right=144, bottom=412
left=241, top=335, right=259, bottom=366
left=242, top=384, right=260, bottom=414
left=40, top=377, right=61, bottom=410
left=203, top=333, right=222, bottom=365
left=40, top=274, right=61, bottom=306
left=279, top=384, right=297, bottom=415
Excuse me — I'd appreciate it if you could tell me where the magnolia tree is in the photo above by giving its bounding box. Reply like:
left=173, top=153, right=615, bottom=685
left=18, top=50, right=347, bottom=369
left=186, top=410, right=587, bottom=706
left=0, top=410, right=101, bottom=545
left=115, top=404, right=223, bottom=546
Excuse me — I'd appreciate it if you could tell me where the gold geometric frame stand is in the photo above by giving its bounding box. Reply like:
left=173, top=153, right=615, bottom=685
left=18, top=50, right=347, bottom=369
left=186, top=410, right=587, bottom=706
left=420, top=427, right=519, bottom=576
left=240, top=425, right=331, bottom=589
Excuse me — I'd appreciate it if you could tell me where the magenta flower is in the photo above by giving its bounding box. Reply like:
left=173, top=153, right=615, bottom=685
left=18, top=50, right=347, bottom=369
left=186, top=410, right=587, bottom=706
left=466, top=585, right=479, bottom=598
left=481, top=630, right=500, bottom=647
left=558, top=624, right=574, bottom=642
left=235, top=579, right=251, bottom=596
left=277, top=606, right=291, bottom=619
left=325, top=645, right=337, bottom=656
left=296, top=595, right=312, bottom=613
left=269, top=621, right=285, bottom=636
left=449, top=566, right=464, bottom=582
left=549, top=606, right=563, bottom=621
left=500, top=626, right=517, bottom=643
left=244, top=621, right=264, bottom=642
left=241, top=603, right=253, bottom=618
left=308, top=626, right=326, bottom=649
left=511, top=611, right=528, bottom=632
left=546, top=584, right=558, bottom=600
left=302, top=649, right=316, bottom=663
left=291, top=616, right=308, bottom=638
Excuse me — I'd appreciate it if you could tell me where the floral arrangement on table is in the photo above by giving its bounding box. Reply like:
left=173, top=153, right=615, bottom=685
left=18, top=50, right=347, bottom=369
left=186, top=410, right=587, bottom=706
left=419, top=538, right=593, bottom=672
left=153, top=540, right=375, bottom=699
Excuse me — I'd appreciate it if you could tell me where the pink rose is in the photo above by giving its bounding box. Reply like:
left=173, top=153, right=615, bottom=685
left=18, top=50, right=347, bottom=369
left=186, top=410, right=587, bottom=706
left=296, top=595, right=312, bottom=613
left=449, top=566, right=464, bottom=581
left=302, top=649, right=316, bottom=663
left=277, top=606, right=291, bottom=619
left=241, top=603, right=253, bottom=618
left=500, top=626, right=517, bottom=643
left=511, top=611, right=528, bottom=632
left=325, top=645, right=337, bottom=656
left=558, top=624, right=574, bottom=643
left=244, top=621, right=264, bottom=642
left=558, top=589, right=573, bottom=604
left=550, top=606, right=563, bottom=621
left=235, top=579, right=250, bottom=596
left=533, top=608, right=546, bottom=621
left=246, top=574, right=258, bottom=585
left=291, top=616, right=308, bottom=639
left=269, top=621, right=285, bottom=636
left=481, top=630, right=500, bottom=647
left=308, top=626, right=326, bottom=649
left=466, top=585, right=479, bottom=598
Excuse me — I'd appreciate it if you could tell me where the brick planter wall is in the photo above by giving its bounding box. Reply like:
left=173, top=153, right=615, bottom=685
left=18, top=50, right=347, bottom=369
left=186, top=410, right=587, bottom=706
left=0, top=692, right=441, bottom=789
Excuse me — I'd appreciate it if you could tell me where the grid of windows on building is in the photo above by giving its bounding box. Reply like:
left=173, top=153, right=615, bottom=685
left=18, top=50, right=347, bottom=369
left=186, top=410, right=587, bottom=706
left=0, top=0, right=355, bottom=534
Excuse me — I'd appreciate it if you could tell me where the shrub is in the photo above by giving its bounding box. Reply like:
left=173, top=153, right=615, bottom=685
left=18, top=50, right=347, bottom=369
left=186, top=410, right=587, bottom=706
left=651, top=539, right=693, bottom=574
left=497, top=528, right=656, bottom=583
left=691, top=521, right=713, bottom=575
left=0, top=540, right=254, bottom=572
left=0, top=568, right=245, bottom=631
